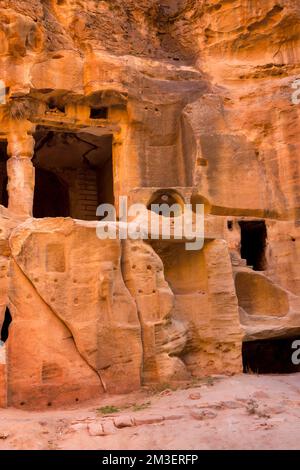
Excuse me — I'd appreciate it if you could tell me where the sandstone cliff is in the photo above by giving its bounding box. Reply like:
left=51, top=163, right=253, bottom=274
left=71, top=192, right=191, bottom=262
left=0, top=1, right=299, bottom=408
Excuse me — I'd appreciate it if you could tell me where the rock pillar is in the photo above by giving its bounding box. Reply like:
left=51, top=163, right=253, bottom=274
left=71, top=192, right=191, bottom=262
left=6, top=126, right=35, bottom=217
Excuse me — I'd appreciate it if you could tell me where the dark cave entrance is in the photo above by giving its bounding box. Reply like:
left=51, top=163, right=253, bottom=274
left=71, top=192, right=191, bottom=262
left=0, top=141, right=8, bottom=208
left=242, top=337, right=300, bottom=374
left=33, top=168, right=70, bottom=218
left=33, top=128, right=114, bottom=220
left=1, top=176, right=8, bottom=208
left=239, top=220, right=267, bottom=271
left=90, top=107, right=108, bottom=119
left=1, top=308, right=12, bottom=343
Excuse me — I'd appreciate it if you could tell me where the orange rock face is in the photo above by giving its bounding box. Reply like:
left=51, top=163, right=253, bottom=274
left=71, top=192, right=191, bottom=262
left=0, top=0, right=300, bottom=408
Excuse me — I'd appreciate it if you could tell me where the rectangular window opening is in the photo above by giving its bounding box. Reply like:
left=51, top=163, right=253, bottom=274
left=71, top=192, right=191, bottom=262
left=239, top=220, right=267, bottom=271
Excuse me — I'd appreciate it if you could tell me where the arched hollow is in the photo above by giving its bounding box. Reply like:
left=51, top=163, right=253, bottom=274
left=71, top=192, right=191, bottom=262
left=147, top=189, right=184, bottom=217
left=190, top=193, right=211, bottom=215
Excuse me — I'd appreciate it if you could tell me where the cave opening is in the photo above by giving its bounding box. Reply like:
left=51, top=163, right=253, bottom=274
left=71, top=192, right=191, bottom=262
left=33, top=168, right=70, bottom=218
left=242, top=337, right=300, bottom=374
left=47, top=99, right=65, bottom=114
left=90, top=107, right=108, bottom=119
left=239, top=220, right=267, bottom=271
left=0, top=141, right=8, bottom=208
left=0, top=308, right=12, bottom=344
left=33, top=128, right=114, bottom=220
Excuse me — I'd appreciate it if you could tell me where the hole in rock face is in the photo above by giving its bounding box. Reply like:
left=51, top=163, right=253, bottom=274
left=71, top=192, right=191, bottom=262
left=90, top=107, right=108, bottom=119
left=239, top=220, right=267, bottom=271
left=227, top=220, right=233, bottom=230
left=47, top=99, right=65, bottom=114
left=0, top=141, right=8, bottom=208
left=1, top=307, right=12, bottom=343
left=0, top=176, right=8, bottom=208
left=33, top=168, right=70, bottom=218
left=242, top=337, right=300, bottom=374
left=33, top=128, right=114, bottom=220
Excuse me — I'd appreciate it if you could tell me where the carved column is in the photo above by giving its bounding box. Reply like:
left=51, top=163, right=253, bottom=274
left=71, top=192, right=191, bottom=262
left=6, top=124, right=35, bottom=217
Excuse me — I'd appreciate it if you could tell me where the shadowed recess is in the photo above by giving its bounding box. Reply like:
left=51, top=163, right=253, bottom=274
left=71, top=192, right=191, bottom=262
left=1, top=307, right=12, bottom=343
left=243, top=337, right=300, bottom=374
left=239, top=220, right=267, bottom=271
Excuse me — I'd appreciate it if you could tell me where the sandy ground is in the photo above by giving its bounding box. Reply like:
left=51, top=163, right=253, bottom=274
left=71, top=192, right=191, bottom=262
left=0, top=374, right=300, bottom=450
